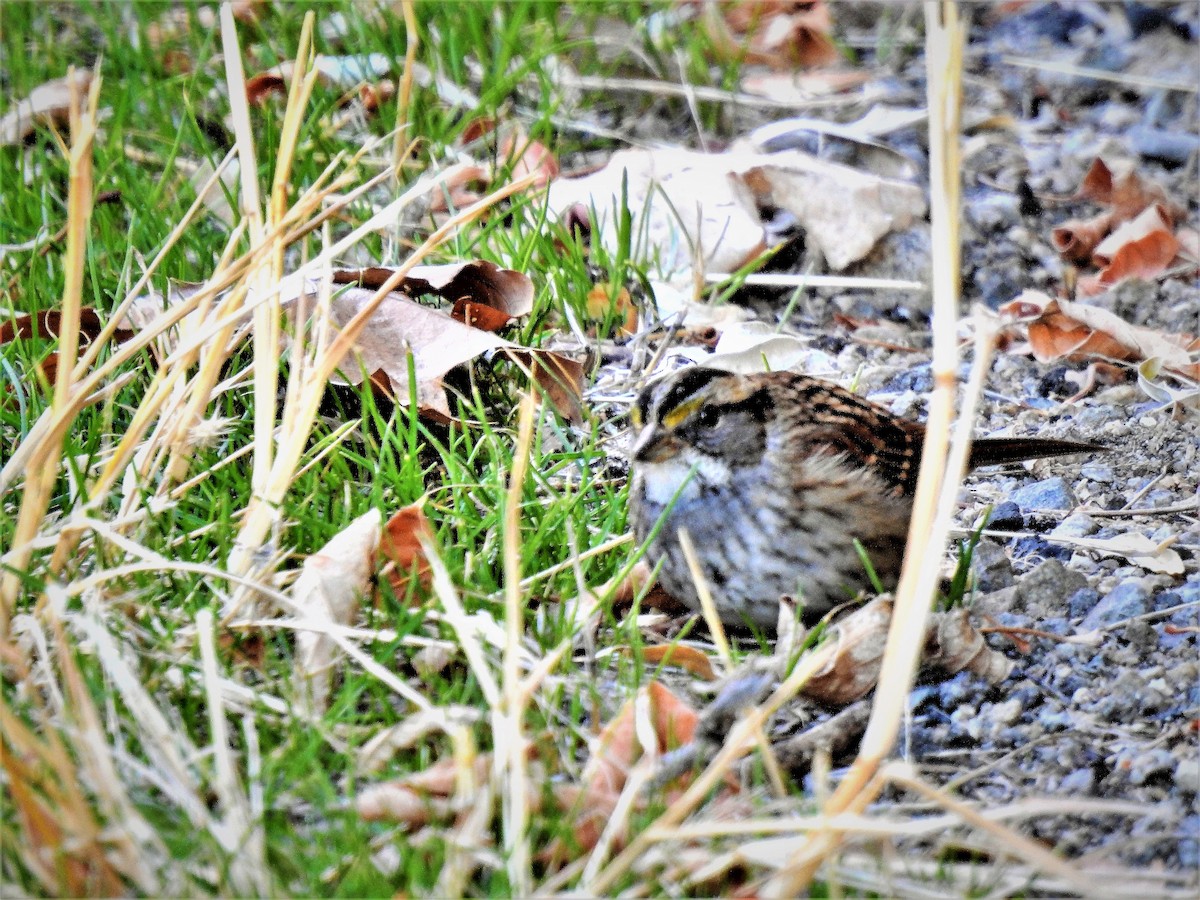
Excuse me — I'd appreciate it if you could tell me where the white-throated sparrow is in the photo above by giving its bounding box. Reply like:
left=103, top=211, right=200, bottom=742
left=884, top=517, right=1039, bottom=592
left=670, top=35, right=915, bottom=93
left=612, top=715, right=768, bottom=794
left=629, top=366, right=1098, bottom=629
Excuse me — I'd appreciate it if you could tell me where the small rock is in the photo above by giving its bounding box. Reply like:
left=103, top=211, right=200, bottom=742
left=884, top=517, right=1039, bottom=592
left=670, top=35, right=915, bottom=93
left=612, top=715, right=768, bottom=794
left=1068, top=588, right=1101, bottom=620
left=1012, top=477, right=1079, bottom=511
left=966, top=192, right=1022, bottom=232
left=1175, top=755, right=1200, bottom=795
left=1016, top=559, right=1090, bottom=616
left=1051, top=513, right=1097, bottom=539
left=1059, top=768, right=1095, bottom=794
left=1081, top=578, right=1152, bottom=629
left=1078, top=463, right=1114, bottom=483
left=987, top=501, right=1023, bottom=532
left=971, top=539, right=1015, bottom=593
left=1122, top=619, right=1157, bottom=654
left=1128, top=748, right=1175, bottom=786
left=992, top=698, right=1024, bottom=725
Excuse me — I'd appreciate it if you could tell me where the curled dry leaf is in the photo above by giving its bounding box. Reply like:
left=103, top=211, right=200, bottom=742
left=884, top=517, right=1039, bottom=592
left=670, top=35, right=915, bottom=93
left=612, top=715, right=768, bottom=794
left=1052, top=157, right=1187, bottom=268
left=0, top=69, right=93, bottom=146
left=1078, top=204, right=1182, bottom=296
left=703, top=0, right=841, bottom=70
left=292, top=511, right=383, bottom=714
left=280, top=261, right=584, bottom=422
left=1002, top=291, right=1200, bottom=381
left=246, top=54, right=392, bottom=105
left=558, top=681, right=703, bottom=855
left=639, top=644, right=718, bottom=680
left=801, top=596, right=893, bottom=706
left=380, top=500, right=434, bottom=598
left=924, top=607, right=1015, bottom=684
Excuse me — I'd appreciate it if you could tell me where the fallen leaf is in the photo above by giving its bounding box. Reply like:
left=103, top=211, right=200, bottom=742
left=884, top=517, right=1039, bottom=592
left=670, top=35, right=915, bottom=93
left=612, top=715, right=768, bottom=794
left=546, top=145, right=924, bottom=283
left=380, top=501, right=434, bottom=598
left=705, top=0, right=842, bottom=69
left=585, top=284, right=638, bottom=337
left=675, top=319, right=839, bottom=375
left=293, top=511, right=383, bottom=714
left=1076, top=157, right=1181, bottom=224
left=1070, top=533, right=1185, bottom=576
left=1002, top=291, right=1200, bottom=381
left=0, top=69, right=93, bottom=146
left=1079, top=204, right=1181, bottom=295
left=0, top=308, right=117, bottom=345
left=564, top=681, right=702, bottom=852
left=639, top=644, right=718, bottom=680
left=246, top=54, right=392, bottom=105
left=1137, top=358, right=1200, bottom=406
left=279, top=262, right=583, bottom=422
left=1051, top=210, right=1115, bottom=262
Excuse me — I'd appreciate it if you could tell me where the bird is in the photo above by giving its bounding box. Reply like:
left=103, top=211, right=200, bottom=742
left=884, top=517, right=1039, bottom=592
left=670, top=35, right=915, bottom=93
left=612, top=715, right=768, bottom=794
left=628, top=366, right=1099, bottom=630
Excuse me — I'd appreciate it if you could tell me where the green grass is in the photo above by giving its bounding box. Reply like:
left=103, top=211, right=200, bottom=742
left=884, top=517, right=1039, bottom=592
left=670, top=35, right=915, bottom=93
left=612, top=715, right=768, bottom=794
left=0, top=2, right=772, bottom=896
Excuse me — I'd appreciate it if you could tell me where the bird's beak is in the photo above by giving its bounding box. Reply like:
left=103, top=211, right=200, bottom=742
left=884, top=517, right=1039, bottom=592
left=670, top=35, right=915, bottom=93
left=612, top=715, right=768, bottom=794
left=631, top=425, right=678, bottom=463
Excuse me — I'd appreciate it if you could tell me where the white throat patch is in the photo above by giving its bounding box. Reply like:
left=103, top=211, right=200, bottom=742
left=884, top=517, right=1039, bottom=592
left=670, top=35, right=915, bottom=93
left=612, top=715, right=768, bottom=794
left=639, top=450, right=732, bottom=505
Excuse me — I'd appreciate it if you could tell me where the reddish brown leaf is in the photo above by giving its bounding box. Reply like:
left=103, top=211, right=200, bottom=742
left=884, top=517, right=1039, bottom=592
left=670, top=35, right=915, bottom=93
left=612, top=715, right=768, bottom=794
left=0, top=308, right=114, bottom=344
left=381, top=501, right=433, bottom=596
left=711, top=0, right=841, bottom=70
left=1011, top=292, right=1200, bottom=381
left=1051, top=211, right=1114, bottom=262
left=1076, top=157, right=1181, bottom=224
left=451, top=298, right=513, bottom=332
left=640, top=644, right=718, bottom=680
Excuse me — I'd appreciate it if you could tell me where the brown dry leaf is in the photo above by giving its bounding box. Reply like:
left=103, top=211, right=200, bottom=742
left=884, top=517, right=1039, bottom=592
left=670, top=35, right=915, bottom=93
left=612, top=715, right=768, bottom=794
left=705, top=0, right=842, bottom=70
left=1051, top=210, right=1115, bottom=262
left=1076, top=157, right=1182, bottom=225
left=547, top=145, right=923, bottom=282
left=801, top=596, right=893, bottom=706
left=281, top=262, right=583, bottom=422
left=1005, top=291, right=1200, bottom=381
left=357, top=754, right=491, bottom=825
left=245, top=54, right=392, bottom=105
left=0, top=69, right=93, bottom=146
left=499, top=128, right=559, bottom=191
left=561, top=681, right=702, bottom=853
left=293, top=511, right=383, bottom=714
left=380, top=500, right=434, bottom=598
left=924, top=608, right=1015, bottom=684
left=1079, top=204, right=1181, bottom=296
left=334, top=260, right=534, bottom=320
left=585, top=284, right=638, bottom=337
left=639, top=644, right=718, bottom=680
left=0, top=308, right=119, bottom=345
left=1053, top=158, right=1186, bottom=265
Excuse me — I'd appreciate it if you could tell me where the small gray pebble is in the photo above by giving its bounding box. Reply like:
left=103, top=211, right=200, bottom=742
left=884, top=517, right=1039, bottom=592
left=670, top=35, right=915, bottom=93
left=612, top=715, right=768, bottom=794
left=1081, top=578, right=1152, bottom=630
left=1051, top=513, right=1097, bottom=539
left=1059, top=768, right=1095, bottom=794
left=1129, top=748, right=1176, bottom=786
left=971, top=539, right=1015, bottom=593
left=1078, top=463, right=1114, bottom=483
left=1174, top=755, right=1200, bottom=795
left=1068, top=588, right=1101, bottom=620
left=1012, top=477, right=1078, bottom=511
left=1122, top=619, right=1158, bottom=653
left=1017, top=560, right=1090, bottom=616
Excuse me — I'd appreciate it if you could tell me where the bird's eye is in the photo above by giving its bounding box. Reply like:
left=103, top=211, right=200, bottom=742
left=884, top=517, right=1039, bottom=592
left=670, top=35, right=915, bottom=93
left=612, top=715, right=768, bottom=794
left=696, top=406, right=720, bottom=428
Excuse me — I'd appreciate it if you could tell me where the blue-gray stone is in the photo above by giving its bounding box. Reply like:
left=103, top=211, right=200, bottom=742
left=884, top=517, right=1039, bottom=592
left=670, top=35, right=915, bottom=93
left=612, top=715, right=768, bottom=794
left=1081, top=579, right=1151, bottom=629
left=1068, top=588, right=1102, bottom=620
left=1012, top=477, right=1078, bottom=511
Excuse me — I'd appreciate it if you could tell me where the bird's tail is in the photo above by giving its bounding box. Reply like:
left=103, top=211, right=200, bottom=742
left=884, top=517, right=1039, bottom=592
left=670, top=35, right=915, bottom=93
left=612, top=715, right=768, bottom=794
left=968, top=437, right=1101, bottom=469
